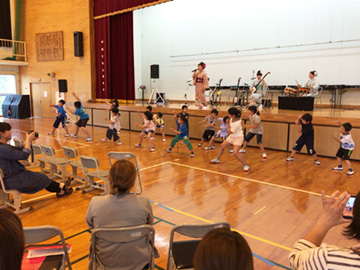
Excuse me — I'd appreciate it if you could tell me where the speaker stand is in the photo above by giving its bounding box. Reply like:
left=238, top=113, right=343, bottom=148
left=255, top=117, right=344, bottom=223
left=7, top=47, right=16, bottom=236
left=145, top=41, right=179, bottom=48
left=148, top=80, right=165, bottom=104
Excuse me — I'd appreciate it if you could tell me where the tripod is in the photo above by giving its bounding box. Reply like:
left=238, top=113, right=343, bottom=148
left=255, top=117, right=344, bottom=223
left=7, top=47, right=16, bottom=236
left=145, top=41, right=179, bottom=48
left=148, top=79, right=165, bottom=104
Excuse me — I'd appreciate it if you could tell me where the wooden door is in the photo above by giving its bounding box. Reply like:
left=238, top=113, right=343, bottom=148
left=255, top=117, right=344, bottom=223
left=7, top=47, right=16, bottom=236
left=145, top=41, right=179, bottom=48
left=30, top=83, right=52, bottom=118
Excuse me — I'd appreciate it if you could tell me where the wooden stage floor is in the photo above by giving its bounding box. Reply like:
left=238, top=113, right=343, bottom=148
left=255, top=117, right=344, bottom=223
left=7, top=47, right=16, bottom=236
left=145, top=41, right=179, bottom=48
left=2, top=117, right=360, bottom=270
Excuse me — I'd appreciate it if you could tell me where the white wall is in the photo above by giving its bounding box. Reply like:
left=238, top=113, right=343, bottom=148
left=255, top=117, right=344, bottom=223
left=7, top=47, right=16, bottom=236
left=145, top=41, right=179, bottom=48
left=134, top=0, right=360, bottom=104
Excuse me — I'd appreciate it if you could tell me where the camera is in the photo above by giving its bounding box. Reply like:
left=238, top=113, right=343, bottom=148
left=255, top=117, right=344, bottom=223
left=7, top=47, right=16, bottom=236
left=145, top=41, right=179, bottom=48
left=27, top=130, right=39, bottom=138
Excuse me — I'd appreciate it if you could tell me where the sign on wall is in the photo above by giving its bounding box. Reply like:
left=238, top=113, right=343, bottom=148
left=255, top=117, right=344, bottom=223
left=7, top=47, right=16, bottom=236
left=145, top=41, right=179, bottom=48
left=35, top=31, right=64, bottom=62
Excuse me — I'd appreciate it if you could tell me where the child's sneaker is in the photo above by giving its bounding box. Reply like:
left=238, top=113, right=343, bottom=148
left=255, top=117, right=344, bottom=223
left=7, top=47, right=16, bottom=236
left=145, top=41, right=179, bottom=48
left=347, top=170, right=354, bottom=175
left=144, top=135, right=147, bottom=138
left=135, top=144, right=141, bottom=148
left=243, top=165, right=250, bottom=172
left=86, top=137, right=92, bottom=142
left=239, top=148, right=246, bottom=153
left=204, top=146, right=211, bottom=151
left=286, top=157, right=294, bottom=162
left=72, top=134, right=77, bottom=138
left=48, top=132, right=55, bottom=135
left=262, top=153, right=267, bottom=159
left=117, top=141, right=122, bottom=146
left=210, top=158, right=220, bottom=164
left=65, top=134, right=70, bottom=137
left=190, top=153, right=195, bottom=158
left=150, top=137, right=155, bottom=140
left=315, top=160, right=320, bottom=165
left=229, top=149, right=234, bottom=153
left=150, top=147, right=156, bottom=152
left=180, top=142, right=184, bottom=145
left=162, top=139, right=166, bottom=142
left=332, top=166, right=343, bottom=171
left=211, top=146, right=216, bottom=149
left=165, top=149, right=172, bottom=153
left=101, top=139, right=108, bottom=142
left=198, top=143, right=202, bottom=147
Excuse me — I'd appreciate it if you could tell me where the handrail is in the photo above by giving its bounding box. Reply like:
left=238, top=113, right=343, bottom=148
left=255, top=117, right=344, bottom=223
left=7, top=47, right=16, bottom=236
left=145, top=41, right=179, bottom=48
left=0, top=38, right=27, bottom=62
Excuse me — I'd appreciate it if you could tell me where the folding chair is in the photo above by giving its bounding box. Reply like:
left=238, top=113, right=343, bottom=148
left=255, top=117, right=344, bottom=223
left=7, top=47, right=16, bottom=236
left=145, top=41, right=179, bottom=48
left=32, top=144, right=47, bottom=171
left=108, top=152, right=143, bottom=194
left=315, top=86, right=324, bottom=109
left=12, top=138, right=32, bottom=166
left=166, top=222, right=231, bottom=270
left=91, top=225, right=155, bottom=270
left=80, top=156, right=109, bottom=195
left=24, top=225, right=72, bottom=270
left=62, top=146, right=86, bottom=189
left=41, top=145, right=69, bottom=182
left=0, top=168, right=32, bottom=214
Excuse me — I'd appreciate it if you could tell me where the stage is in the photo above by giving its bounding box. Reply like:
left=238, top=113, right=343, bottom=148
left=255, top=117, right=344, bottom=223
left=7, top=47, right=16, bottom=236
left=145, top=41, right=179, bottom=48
left=77, top=101, right=360, bottom=160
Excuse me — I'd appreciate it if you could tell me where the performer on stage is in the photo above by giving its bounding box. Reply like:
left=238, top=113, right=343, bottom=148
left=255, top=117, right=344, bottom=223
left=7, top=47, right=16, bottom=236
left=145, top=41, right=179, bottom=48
left=297, top=70, right=319, bottom=97
left=250, top=70, right=267, bottom=107
left=192, top=62, right=209, bottom=107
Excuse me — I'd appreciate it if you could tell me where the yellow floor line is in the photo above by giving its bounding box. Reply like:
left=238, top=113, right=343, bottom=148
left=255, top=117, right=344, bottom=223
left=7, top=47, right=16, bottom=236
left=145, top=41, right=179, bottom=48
left=168, top=162, right=321, bottom=197
left=22, top=193, right=55, bottom=204
left=254, top=206, right=266, bottom=215
left=155, top=201, right=292, bottom=251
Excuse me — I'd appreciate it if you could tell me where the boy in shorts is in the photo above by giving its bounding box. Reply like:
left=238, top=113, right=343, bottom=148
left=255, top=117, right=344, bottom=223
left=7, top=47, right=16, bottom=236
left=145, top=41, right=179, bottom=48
left=67, top=93, right=92, bottom=141
left=286, top=113, right=320, bottom=165
left=332, top=121, right=355, bottom=175
left=48, top=100, right=70, bottom=137
left=153, top=112, right=166, bottom=142
left=197, top=109, right=218, bottom=147
left=204, top=116, right=229, bottom=150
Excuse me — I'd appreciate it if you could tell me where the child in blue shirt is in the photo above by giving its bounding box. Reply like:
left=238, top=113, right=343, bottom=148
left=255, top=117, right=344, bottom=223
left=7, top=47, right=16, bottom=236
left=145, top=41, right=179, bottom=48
left=165, top=115, right=195, bottom=158
left=48, top=99, right=70, bottom=137
left=67, top=92, right=92, bottom=141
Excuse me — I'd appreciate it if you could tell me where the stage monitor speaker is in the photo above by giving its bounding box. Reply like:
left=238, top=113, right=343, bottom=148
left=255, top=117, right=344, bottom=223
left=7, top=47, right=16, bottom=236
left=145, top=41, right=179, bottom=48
left=74, top=31, right=84, bottom=57
left=150, top=65, right=159, bottom=79
left=58, top=79, right=68, bottom=93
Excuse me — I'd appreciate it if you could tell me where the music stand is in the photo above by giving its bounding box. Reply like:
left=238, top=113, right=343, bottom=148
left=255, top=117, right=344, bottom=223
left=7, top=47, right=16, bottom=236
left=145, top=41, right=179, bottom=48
left=148, top=79, right=165, bottom=104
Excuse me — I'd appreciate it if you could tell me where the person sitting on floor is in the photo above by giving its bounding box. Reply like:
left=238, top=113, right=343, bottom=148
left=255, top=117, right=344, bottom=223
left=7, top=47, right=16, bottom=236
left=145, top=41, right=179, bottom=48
left=0, top=122, right=72, bottom=197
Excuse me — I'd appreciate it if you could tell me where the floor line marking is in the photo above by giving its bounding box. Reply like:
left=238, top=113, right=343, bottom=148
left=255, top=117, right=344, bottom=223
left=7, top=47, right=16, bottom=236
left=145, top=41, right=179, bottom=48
left=22, top=193, right=55, bottom=204
left=140, top=162, right=171, bottom=172
left=151, top=200, right=292, bottom=251
left=254, top=206, right=266, bottom=215
left=168, top=162, right=322, bottom=197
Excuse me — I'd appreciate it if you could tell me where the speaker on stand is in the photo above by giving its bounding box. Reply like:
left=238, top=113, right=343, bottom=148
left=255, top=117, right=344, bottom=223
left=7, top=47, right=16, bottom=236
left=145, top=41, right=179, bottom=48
left=148, top=64, right=166, bottom=104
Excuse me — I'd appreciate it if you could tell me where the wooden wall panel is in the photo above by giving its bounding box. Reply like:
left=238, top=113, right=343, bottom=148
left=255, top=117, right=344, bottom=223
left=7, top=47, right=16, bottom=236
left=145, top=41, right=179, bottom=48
left=247, top=122, right=288, bottom=151
left=92, top=109, right=109, bottom=127
left=119, top=111, right=130, bottom=130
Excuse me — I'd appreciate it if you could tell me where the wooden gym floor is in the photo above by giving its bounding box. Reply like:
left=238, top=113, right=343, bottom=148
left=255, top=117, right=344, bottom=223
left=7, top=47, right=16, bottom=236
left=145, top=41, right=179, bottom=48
left=3, top=117, right=360, bottom=270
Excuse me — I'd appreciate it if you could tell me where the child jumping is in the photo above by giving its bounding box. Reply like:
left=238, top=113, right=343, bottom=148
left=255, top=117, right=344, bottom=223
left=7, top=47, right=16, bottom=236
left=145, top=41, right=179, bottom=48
left=204, top=116, right=229, bottom=150
left=332, top=121, right=355, bottom=175
left=240, top=105, right=267, bottom=159
left=102, top=107, right=122, bottom=145
left=210, top=108, right=249, bottom=172
left=286, top=113, right=320, bottom=165
left=153, top=112, right=166, bottom=142
left=198, top=109, right=218, bottom=147
left=48, top=99, right=70, bottom=137
left=134, top=111, right=156, bottom=152
left=165, top=115, right=194, bottom=158
left=67, top=93, right=92, bottom=141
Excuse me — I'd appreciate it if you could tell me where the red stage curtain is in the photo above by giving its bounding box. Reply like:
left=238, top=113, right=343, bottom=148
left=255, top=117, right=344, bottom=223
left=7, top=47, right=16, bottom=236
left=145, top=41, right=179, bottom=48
left=94, top=0, right=164, bottom=17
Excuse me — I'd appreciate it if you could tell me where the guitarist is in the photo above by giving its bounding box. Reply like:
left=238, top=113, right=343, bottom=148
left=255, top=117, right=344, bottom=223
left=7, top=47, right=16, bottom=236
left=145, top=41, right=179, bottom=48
left=250, top=70, right=268, bottom=107
left=297, top=70, right=319, bottom=97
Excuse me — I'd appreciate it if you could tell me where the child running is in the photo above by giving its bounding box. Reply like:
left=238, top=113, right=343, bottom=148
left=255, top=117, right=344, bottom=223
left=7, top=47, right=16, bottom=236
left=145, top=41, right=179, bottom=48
left=165, top=115, right=195, bottom=158
left=198, top=109, right=218, bottom=147
left=332, top=121, right=355, bottom=175
left=240, top=105, right=267, bottom=159
left=175, top=105, right=189, bottom=145
left=105, top=99, right=119, bottom=111
left=102, top=107, right=122, bottom=145
left=204, top=116, right=229, bottom=150
left=210, top=108, right=249, bottom=172
left=153, top=112, right=166, bottom=142
left=286, top=113, right=320, bottom=165
left=134, top=111, right=156, bottom=152
left=48, top=99, right=70, bottom=137
left=67, top=92, right=92, bottom=141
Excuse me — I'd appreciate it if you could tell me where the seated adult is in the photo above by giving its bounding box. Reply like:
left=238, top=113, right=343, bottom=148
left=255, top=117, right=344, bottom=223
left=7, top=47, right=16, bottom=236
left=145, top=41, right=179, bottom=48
left=193, top=228, right=254, bottom=270
left=86, top=159, right=154, bottom=270
left=0, top=209, right=25, bottom=270
left=0, top=122, right=72, bottom=197
left=289, top=190, right=360, bottom=269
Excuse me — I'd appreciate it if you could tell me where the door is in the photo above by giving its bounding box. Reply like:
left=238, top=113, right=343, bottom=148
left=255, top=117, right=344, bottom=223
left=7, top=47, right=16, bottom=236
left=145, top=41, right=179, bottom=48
left=30, top=83, right=52, bottom=117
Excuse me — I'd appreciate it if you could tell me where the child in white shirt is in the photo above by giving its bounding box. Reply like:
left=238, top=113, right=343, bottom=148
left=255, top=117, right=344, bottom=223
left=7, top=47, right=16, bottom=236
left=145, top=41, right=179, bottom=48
left=102, top=108, right=121, bottom=145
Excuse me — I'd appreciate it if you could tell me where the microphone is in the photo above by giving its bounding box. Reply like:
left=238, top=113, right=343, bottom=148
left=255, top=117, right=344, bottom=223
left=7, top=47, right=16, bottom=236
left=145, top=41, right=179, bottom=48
left=191, top=69, right=197, bottom=72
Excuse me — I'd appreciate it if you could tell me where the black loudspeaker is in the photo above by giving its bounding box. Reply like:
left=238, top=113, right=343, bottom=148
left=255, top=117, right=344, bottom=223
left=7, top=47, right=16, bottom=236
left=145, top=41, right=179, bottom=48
left=150, top=65, right=159, bottom=79
left=74, top=31, right=84, bottom=57
left=58, top=80, right=68, bottom=93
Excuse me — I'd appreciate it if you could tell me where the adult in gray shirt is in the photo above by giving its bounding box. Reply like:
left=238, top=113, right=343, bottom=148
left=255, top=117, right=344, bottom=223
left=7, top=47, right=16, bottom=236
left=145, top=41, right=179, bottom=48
left=86, top=159, right=154, bottom=270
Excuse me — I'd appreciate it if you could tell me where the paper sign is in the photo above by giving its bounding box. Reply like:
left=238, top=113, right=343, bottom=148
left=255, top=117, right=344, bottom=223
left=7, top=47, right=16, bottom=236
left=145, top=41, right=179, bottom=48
left=44, top=91, right=47, bottom=97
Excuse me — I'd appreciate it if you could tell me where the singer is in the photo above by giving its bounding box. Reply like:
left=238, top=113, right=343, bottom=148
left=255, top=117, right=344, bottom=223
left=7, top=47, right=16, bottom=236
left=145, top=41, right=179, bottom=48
left=192, top=62, right=209, bottom=107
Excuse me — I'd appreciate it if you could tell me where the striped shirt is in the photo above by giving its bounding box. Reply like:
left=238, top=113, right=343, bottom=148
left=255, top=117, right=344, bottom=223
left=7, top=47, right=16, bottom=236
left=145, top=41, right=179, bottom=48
left=289, top=239, right=360, bottom=270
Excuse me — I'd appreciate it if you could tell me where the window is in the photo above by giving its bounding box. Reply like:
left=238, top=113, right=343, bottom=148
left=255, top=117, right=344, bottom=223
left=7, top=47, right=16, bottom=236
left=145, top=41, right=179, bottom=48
left=0, top=74, right=17, bottom=115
